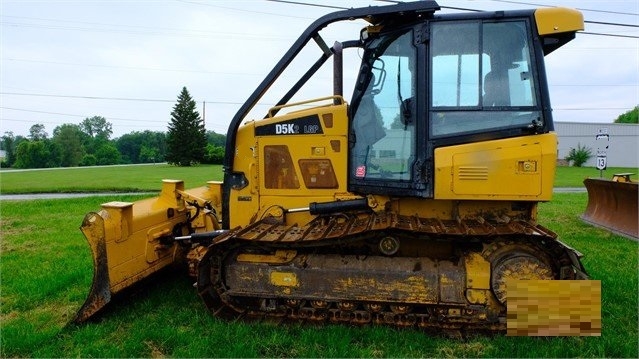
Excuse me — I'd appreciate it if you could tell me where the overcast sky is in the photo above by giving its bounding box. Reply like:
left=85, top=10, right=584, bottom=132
left=1, top=0, right=638, bottom=138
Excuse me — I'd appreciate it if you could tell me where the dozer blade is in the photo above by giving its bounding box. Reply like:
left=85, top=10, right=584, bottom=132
left=582, top=176, right=638, bottom=240
left=75, top=212, right=111, bottom=323
left=74, top=180, right=196, bottom=323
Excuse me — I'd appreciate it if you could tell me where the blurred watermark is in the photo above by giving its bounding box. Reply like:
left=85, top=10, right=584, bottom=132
left=507, top=280, right=601, bottom=336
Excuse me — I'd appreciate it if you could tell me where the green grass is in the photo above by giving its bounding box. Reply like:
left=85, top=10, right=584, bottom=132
left=0, top=164, right=223, bottom=194
left=1, top=164, right=637, bottom=195
left=1, top=193, right=637, bottom=357
left=554, top=166, right=637, bottom=187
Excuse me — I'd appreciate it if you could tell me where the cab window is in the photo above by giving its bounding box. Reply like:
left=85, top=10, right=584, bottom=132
left=431, top=20, right=539, bottom=137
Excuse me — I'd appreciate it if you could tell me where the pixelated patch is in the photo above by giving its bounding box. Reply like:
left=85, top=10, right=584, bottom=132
left=507, top=280, right=601, bottom=336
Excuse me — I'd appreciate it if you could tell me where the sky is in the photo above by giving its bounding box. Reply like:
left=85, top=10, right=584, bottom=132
left=1, top=0, right=638, bottom=139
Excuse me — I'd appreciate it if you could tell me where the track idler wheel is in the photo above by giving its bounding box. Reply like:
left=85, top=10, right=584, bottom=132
left=490, top=249, right=554, bottom=305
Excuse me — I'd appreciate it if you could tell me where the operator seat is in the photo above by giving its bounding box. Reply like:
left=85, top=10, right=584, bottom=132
left=483, top=70, right=510, bottom=107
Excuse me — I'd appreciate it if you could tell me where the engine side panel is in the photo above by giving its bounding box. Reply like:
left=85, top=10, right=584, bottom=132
left=228, top=101, right=351, bottom=229
left=434, top=133, right=557, bottom=201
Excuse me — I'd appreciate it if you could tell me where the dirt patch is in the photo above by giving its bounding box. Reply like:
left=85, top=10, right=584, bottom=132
left=437, top=341, right=492, bottom=358
left=0, top=218, right=36, bottom=237
left=145, top=341, right=166, bottom=358
left=0, top=310, right=20, bottom=324
left=0, top=218, right=40, bottom=252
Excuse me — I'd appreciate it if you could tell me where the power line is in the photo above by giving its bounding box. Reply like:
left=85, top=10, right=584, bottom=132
left=586, top=20, right=639, bottom=28
left=0, top=92, right=245, bottom=105
left=551, top=84, right=638, bottom=87
left=4, top=2, right=636, bottom=41
left=4, top=58, right=266, bottom=77
left=276, top=0, right=639, bottom=32
left=1, top=14, right=292, bottom=38
left=485, top=0, right=639, bottom=16
left=264, top=0, right=348, bottom=10
left=1, top=92, right=175, bottom=103
left=554, top=107, right=635, bottom=111
left=0, top=20, right=293, bottom=41
left=0, top=107, right=160, bottom=123
left=1, top=94, right=632, bottom=113
left=582, top=32, right=639, bottom=39
left=3, top=58, right=345, bottom=83
left=378, top=0, right=639, bottom=39
left=176, top=0, right=315, bottom=20
left=0, top=118, right=167, bottom=129
left=1, top=118, right=66, bottom=126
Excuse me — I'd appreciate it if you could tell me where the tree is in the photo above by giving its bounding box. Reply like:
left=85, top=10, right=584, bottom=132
left=29, top=124, right=48, bottom=141
left=14, top=141, right=49, bottom=168
left=46, top=140, right=63, bottom=168
left=206, top=130, right=226, bottom=147
left=80, top=116, right=113, bottom=154
left=80, top=116, right=113, bottom=140
left=614, top=106, right=638, bottom=124
left=53, top=124, right=85, bottom=167
left=203, top=144, right=224, bottom=164
left=139, top=145, right=159, bottom=163
left=166, top=87, right=207, bottom=166
left=95, top=143, right=121, bottom=165
left=116, top=132, right=143, bottom=163
left=116, top=130, right=166, bottom=164
left=204, top=131, right=226, bottom=164
left=1, top=132, right=17, bottom=167
left=80, top=154, right=97, bottom=166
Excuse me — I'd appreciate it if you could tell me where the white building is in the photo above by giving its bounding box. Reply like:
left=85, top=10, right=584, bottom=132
left=368, top=123, right=637, bottom=169
left=554, top=122, right=639, bottom=168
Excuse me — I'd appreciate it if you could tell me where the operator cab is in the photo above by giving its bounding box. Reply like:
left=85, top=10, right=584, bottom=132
left=348, top=14, right=547, bottom=198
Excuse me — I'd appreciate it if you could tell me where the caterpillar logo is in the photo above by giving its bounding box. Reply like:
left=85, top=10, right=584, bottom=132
left=275, top=123, right=297, bottom=134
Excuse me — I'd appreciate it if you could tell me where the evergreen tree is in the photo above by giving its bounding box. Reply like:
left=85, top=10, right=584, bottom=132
left=166, top=87, right=207, bottom=166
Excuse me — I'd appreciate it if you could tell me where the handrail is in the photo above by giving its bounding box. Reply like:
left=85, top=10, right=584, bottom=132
left=267, top=96, right=345, bottom=118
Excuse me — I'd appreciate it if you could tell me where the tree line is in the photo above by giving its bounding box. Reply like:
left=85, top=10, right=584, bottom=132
left=3, top=89, right=635, bottom=169
left=1, top=87, right=226, bottom=169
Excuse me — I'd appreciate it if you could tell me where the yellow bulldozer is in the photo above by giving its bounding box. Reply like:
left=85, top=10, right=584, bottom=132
left=75, top=1, right=590, bottom=331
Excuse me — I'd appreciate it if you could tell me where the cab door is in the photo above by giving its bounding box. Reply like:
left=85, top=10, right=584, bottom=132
left=348, top=27, right=429, bottom=198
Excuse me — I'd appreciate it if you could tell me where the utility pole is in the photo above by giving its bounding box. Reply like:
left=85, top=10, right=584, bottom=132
left=202, top=101, right=206, bottom=126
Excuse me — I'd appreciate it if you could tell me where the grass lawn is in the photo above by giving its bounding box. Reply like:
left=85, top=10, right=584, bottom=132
left=1, top=164, right=637, bottom=195
left=0, top=164, right=223, bottom=194
left=0, top=193, right=637, bottom=357
left=554, top=166, right=638, bottom=187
